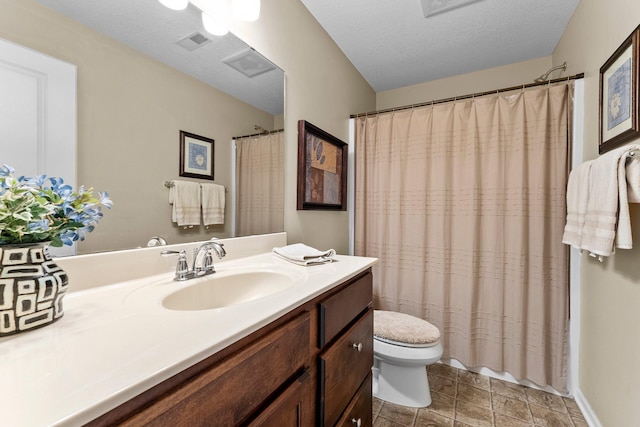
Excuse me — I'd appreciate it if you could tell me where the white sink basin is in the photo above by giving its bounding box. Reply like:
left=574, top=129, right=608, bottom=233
left=163, top=270, right=297, bottom=311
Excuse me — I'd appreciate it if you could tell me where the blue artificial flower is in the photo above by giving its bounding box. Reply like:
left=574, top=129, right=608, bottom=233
left=0, top=164, right=15, bottom=177
left=19, top=175, right=48, bottom=188
left=75, top=225, right=95, bottom=241
left=99, top=192, right=113, bottom=209
left=27, top=219, right=50, bottom=232
left=0, top=166, right=112, bottom=247
left=58, top=229, right=79, bottom=246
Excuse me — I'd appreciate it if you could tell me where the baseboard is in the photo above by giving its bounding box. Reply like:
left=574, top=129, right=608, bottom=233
left=574, top=388, right=602, bottom=427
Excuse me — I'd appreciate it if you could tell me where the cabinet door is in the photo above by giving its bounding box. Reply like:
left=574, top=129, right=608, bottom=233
left=319, top=309, right=373, bottom=426
left=336, top=374, right=372, bottom=427
left=247, top=369, right=313, bottom=427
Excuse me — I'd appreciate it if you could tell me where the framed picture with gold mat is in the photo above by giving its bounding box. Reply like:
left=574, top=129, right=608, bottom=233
left=297, top=120, right=347, bottom=210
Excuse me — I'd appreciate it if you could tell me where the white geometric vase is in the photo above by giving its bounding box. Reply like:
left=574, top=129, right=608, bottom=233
left=0, top=242, right=68, bottom=337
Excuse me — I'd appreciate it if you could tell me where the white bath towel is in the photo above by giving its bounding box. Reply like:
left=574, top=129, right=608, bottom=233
left=201, top=183, right=225, bottom=226
left=626, top=155, right=640, bottom=203
left=169, top=180, right=201, bottom=227
left=615, top=146, right=640, bottom=249
left=272, top=243, right=336, bottom=266
left=562, top=160, right=593, bottom=249
left=581, top=144, right=639, bottom=256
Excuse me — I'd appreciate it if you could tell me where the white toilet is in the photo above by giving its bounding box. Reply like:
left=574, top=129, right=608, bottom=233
left=372, top=310, right=443, bottom=407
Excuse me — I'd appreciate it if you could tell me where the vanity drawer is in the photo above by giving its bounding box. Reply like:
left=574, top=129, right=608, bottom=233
left=120, top=312, right=310, bottom=426
left=336, top=374, right=373, bottom=427
left=319, top=271, right=372, bottom=348
left=319, top=308, right=373, bottom=426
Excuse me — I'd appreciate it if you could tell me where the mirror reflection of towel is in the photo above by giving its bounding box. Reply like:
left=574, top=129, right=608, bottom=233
left=201, top=183, right=225, bottom=226
left=169, top=180, right=201, bottom=226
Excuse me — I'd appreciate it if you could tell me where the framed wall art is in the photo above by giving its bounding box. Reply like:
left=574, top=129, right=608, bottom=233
left=297, top=120, right=347, bottom=210
left=179, top=130, right=214, bottom=180
left=599, top=25, right=640, bottom=154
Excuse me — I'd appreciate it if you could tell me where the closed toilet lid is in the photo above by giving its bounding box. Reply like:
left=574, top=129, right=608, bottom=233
left=374, top=310, right=440, bottom=347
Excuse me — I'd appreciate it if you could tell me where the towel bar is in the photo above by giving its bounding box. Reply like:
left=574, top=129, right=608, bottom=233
left=164, top=180, right=227, bottom=192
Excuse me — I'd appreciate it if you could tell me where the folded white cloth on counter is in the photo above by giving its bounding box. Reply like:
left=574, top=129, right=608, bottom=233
left=272, top=243, right=336, bottom=266
left=169, top=180, right=201, bottom=227
left=201, top=183, right=225, bottom=226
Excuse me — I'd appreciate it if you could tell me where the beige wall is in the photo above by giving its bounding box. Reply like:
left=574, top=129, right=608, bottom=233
left=0, top=0, right=276, bottom=254
left=376, top=56, right=553, bottom=110
left=1, top=0, right=377, bottom=256
left=554, top=1, right=640, bottom=425
left=192, top=0, right=376, bottom=255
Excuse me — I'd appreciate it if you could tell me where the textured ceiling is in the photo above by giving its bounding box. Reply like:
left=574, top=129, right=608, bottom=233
left=300, top=0, right=580, bottom=92
left=33, top=0, right=284, bottom=115
left=31, top=0, right=580, bottom=106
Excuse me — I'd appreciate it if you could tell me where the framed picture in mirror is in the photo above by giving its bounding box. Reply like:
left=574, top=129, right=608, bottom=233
left=297, top=120, right=347, bottom=210
left=179, top=130, right=214, bottom=180
left=599, top=25, right=640, bottom=154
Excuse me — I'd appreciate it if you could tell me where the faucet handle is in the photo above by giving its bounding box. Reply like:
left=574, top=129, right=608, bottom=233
left=202, top=248, right=215, bottom=274
left=161, top=249, right=190, bottom=281
left=174, top=250, right=190, bottom=281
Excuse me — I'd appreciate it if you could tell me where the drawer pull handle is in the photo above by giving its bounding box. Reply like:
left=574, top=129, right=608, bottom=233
left=351, top=418, right=362, bottom=427
left=352, top=342, right=363, bottom=352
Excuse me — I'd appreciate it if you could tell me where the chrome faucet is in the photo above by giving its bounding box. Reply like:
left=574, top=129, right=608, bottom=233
left=160, top=241, right=226, bottom=281
left=192, top=241, right=226, bottom=276
left=146, top=236, right=167, bottom=247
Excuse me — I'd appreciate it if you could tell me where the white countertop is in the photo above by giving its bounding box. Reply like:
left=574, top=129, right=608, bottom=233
left=0, top=252, right=376, bottom=427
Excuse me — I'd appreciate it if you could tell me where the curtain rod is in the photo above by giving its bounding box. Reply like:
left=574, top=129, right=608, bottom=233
left=233, top=128, right=284, bottom=140
left=350, top=73, right=584, bottom=119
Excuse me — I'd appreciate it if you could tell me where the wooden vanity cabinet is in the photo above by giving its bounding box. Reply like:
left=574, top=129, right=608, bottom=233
left=87, top=269, right=373, bottom=427
left=317, top=271, right=373, bottom=427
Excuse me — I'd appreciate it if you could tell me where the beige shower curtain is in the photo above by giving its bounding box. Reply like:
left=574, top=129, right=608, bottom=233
left=235, top=131, right=284, bottom=236
left=355, top=83, right=571, bottom=391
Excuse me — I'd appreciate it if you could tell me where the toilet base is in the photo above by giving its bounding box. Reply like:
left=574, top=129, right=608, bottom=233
left=373, top=358, right=433, bottom=407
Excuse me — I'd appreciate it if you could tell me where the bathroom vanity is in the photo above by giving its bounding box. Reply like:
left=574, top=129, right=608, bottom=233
left=89, top=269, right=373, bottom=426
left=0, top=233, right=377, bottom=426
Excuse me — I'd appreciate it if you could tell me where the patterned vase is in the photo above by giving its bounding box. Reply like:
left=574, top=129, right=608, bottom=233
left=0, top=242, right=68, bottom=337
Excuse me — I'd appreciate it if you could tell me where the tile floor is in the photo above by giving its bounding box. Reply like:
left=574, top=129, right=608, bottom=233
left=373, top=364, right=588, bottom=427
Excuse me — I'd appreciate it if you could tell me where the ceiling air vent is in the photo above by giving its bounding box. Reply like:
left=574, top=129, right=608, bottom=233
left=176, top=32, right=211, bottom=51
left=223, top=49, right=277, bottom=78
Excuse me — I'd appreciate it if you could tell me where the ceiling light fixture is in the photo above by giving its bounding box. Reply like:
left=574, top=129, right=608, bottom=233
left=158, top=0, right=189, bottom=11
left=202, top=12, right=229, bottom=36
left=232, top=0, right=261, bottom=22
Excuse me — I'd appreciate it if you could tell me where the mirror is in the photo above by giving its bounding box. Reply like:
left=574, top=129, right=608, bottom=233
left=9, top=0, right=285, bottom=254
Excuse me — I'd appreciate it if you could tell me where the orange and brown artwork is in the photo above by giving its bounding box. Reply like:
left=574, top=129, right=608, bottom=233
left=305, top=134, right=342, bottom=205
